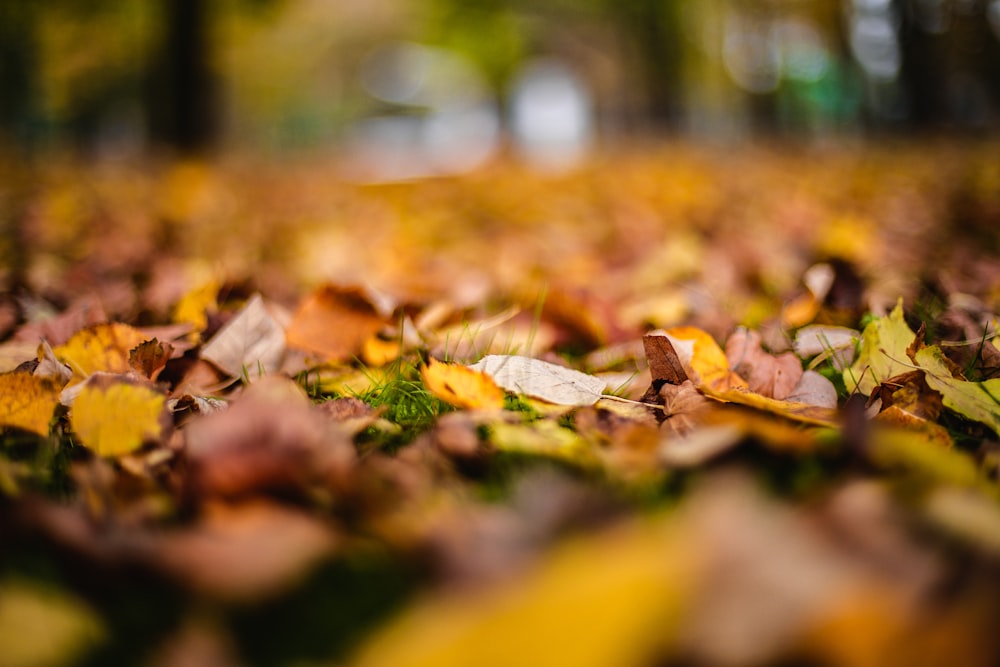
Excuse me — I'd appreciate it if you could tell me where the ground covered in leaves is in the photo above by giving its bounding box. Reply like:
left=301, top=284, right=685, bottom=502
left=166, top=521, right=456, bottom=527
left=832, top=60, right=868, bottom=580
left=2, top=140, right=1000, bottom=667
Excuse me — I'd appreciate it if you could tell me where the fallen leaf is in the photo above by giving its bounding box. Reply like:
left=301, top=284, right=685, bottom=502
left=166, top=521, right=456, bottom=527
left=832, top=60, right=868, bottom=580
left=913, top=344, right=1000, bottom=437
left=0, top=578, right=106, bottom=667
left=172, top=279, right=219, bottom=339
left=657, top=380, right=713, bottom=437
left=70, top=374, right=170, bottom=457
left=469, top=355, right=607, bottom=407
left=489, top=420, right=596, bottom=465
left=285, top=285, right=386, bottom=362
left=701, top=385, right=839, bottom=428
left=184, top=375, right=356, bottom=499
left=349, top=514, right=697, bottom=667
left=725, top=327, right=802, bottom=400
left=793, top=325, right=858, bottom=371
left=664, top=326, right=746, bottom=391
left=420, top=358, right=505, bottom=411
left=784, top=370, right=838, bottom=409
left=33, top=340, right=73, bottom=387
left=129, top=339, right=174, bottom=381
left=872, top=370, right=943, bottom=421
left=54, top=323, right=151, bottom=384
left=642, top=332, right=689, bottom=389
left=200, top=294, right=285, bottom=378
left=0, top=372, right=62, bottom=437
left=844, top=299, right=916, bottom=396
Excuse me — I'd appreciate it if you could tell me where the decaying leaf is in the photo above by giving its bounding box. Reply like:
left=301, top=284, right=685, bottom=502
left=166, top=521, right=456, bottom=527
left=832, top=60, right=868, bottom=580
left=701, top=385, right=839, bottom=428
left=129, top=339, right=174, bottom=381
left=200, top=294, right=285, bottom=378
left=0, top=371, right=62, bottom=437
left=793, top=325, right=858, bottom=371
left=642, top=332, right=689, bottom=389
left=844, top=299, right=916, bottom=396
left=420, top=358, right=505, bottom=411
left=469, top=355, right=607, bottom=407
left=664, top=326, right=746, bottom=392
left=54, top=322, right=151, bottom=384
left=285, top=285, right=386, bottom=362
left=913, top=343, right=1000, bottom=437
left=70, top=374, right=170, bottom=457
left=725, top=327, right=802, bottom=400
left=785, top=370, right=838, bottom=409
left=34, top=340, right=73, bottom=386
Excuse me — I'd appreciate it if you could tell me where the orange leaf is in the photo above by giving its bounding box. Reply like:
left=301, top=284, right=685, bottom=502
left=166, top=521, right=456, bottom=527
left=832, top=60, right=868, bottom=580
left=665, top=326, right=746, bottom=392
left=70, top=375, right=169, bottom=457
left=421, top=358, right=505, bottom=411
left=0, top=372, right=61, bottom=437
left=55, top=323, right=151, bottom=384
left=285, top=285, right=387, bottom=362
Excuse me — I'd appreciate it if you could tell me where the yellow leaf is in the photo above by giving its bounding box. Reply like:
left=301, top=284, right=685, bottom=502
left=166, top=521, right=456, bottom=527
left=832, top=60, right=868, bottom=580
left=70, top=375, right=168, bottom=457
left=173, top=279, right=219, bottom=340
left=701, top=385, right=840, bottom=428
left=844, top=299, right=915, bottom=396
left=914, top=344, right=1000, bottom=438
left=665, top=326, right=746, bottom=392
left=0, top=372, right=61, bottom=437
left=420, top=358, right=505, bottom=411
left=55, top=323, right=151, bottom=384
left=489, top=420, right=597, bottom=466
left=350, top=514, right=697, bottom=667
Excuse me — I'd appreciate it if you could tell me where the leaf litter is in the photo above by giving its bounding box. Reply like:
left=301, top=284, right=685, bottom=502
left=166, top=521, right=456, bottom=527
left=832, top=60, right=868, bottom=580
left=2, top=143, right=1000, bottom=666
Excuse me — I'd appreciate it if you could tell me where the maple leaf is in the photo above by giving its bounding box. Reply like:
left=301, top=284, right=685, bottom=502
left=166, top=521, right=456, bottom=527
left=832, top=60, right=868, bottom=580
left=420, top=358, right=505, bottom=411
left=844, top=299, right=916, bottom=396
left=469, top=355, right=607, bottom=407
left=913, top=343, right=1000, bottom=437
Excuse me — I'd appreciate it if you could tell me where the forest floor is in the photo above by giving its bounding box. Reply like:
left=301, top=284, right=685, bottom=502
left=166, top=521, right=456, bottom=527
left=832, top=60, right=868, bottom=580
left=2, top=139, right=1000, bottom=667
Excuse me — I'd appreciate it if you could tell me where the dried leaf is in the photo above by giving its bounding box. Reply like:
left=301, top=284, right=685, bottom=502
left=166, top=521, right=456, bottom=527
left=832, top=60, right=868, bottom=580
left=54, top=322, right=151, bottom=384
left=793, top=325, right=858, bottom=371
left=844, top=299, right=916, bottom=396
left=469, top=355, right=607, bottom=407
left=129, top=339, right=174, bottom=381
left=0, top=372, right=62, bottom=437
left=34, top=340, right=73, bottom=386
left=873, top=370, right=942, bottom=421
left=642, top=332, right=688, bottom=388
left=785, top=370, right=838, bottom=409
left=725, top=327, right=802, bottom=400
left=421, top=358, right=505, bottom=411
left=285, top=285, right=386, bottom=362
left=70, top=374, right=170, bottom=457
left=701, top=385, right=839, bottom=428
left=665, top=326, right=746, bottom=392
left=200, top=294, right=285, bottom=378
left=913, top=344, right=1000, bottom=437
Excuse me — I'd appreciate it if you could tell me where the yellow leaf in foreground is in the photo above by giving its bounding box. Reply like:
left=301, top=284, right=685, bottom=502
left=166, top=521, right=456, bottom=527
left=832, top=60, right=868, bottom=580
left=0, top=372, right=61, bottom=437
left=350, top=516, right=697, bottom=667
left=55, top=323, right=150, bottom=384
left=70, top=376, right=169, bottom=457
left=420, top=358, right=505, bottom=411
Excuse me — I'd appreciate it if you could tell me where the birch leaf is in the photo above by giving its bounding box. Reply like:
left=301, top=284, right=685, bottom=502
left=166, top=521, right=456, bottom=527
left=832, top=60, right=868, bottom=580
left=843, top=299, right=916, bottom=396
left=0, top=372, right=61, bottom=437
left=469, top=355, right=607, bottom=407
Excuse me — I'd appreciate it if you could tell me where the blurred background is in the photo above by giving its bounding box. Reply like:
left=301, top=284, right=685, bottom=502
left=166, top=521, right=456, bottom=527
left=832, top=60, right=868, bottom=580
left=1, top=0, right=999, bottom=173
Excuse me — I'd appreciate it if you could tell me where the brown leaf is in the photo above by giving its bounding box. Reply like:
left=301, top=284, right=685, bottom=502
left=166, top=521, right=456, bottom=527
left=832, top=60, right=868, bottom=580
left=184, top=376, right=356, bottom=499
left=285, top=285, right=387, bottom=362
left=872, top=370, right=943, bottom=421
left=129, top=339, right=174, bottom=381
left=199, top=294, right=285, bottom=378
left=659, top=380, right=712, bottom=438
left=725, top=328, right=802, bottom=400
left=642, top=332, right=689, bottom=389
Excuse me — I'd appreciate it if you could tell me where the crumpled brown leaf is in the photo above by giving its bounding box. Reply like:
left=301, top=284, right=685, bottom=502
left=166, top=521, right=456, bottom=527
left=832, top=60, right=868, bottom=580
left=725, top=327, right=802, bottom=400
